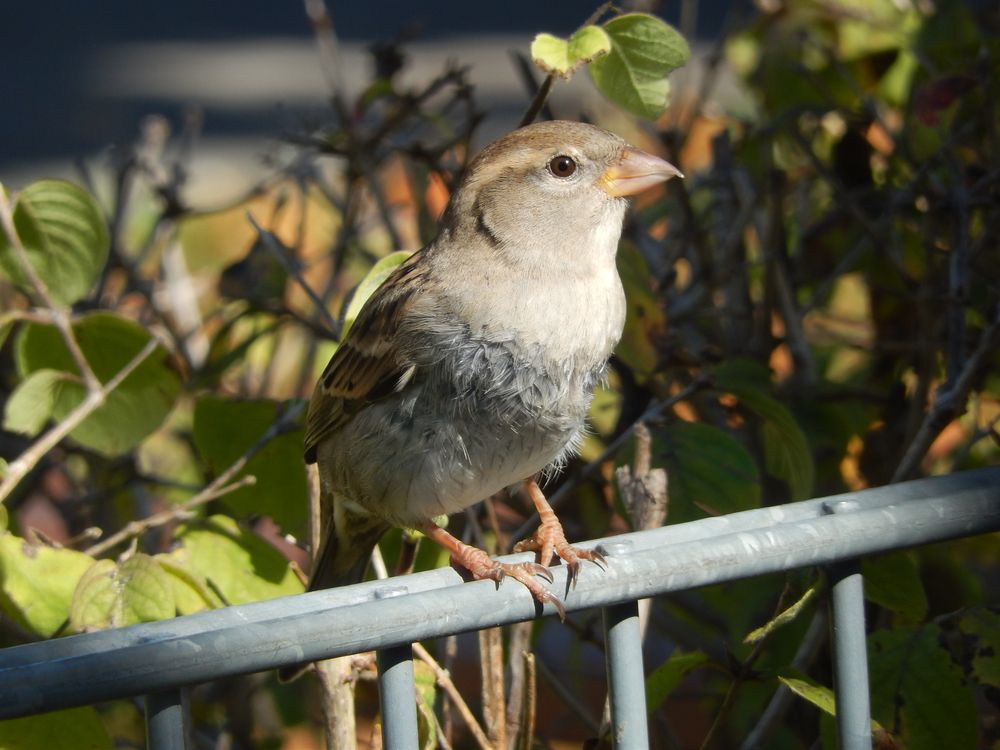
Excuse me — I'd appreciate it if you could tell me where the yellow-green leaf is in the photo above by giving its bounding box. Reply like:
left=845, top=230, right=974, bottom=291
left=0, top=532, right=95, bottom=637
left=3, top=369, right=77, bottom=436
left=0, top=180, right=109, bottom=306
left=174, top=515, right=304, bottom=605
left=531, top=26, right=611, bottom=78
left=70, top=553, right=176, bottom=631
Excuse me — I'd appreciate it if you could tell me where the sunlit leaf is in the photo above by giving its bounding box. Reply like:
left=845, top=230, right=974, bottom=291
left=3, top=369, right=76, bottom=436
left=14, top=312, right=180, bottom=456
left=174, top=515, right=304, bottom=605
left=531, top=26, right=611, bottom=78
left=0, top=180, right=109, bottom=306
left=70, top=553, right=176, bottom=631
left=589, top=13, right=690, bottom=118
left=0, top=532, right=94, bottom=637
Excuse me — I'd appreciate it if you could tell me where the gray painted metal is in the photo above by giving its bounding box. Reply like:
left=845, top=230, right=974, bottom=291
left=144, top=689, right=188, bottom=750
left=825, top=500, right=873, bottom=750
left=376, top=645, right=420, bottom=749
left=1, top=469, right=998, bottom=721
left=602, top=597, right=650, bottom=749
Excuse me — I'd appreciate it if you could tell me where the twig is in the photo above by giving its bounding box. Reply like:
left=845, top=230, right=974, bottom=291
left=0, top=337, right=161, bottom=504
left=535, top=656, right=601, bottom=734
left=412, top=642, right=492, bottom=750
left=85, top=401, right=305, bottom=556
left=517, top=651, right=537, bottom=750
left=480, top=626, right=507, bottom=749
left=247, top=212, right=341, bottom=338
left=891, top=308, right=1000, bottom=482
left=519, top=74, right=555, bottom=128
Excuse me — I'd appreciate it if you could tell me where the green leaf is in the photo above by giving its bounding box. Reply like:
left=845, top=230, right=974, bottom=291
left=531, top=26, right=611, bottom=78
left=70, top=553, right=176, bottom=631
left=780, top=674, right=888, bottom=734
left=14, top=312, right=180, bottom=456
left=342, top=250, right=412, bottom=339
left=862, top=551, right=928, bottom=623
left=779, top=675, right=838, bottom=717
left=3, top=369, right=76, bottom=436
left=155, top=553, right=226, bottom=614
left=645, top=649, right=708, bottom=712
left=869, top=626, right=977, bottom=750
left=0, top=532, right=95, bottom=637
left=589, top=13, right=690, bottom=119
left=192, top=396, right=307, bottom=536
left=174, top=515, right=304, bottom=605
left=0, top=180, right=109, bottom=306
left=744, top=583, right=819, bottom=645
left=714, top=360, right=815, bottom=500
left=0, top=706, right=113, bottom=750
left=659, top=421, right=761, bottom=520
left=958, top=607, right=1000, bottom=688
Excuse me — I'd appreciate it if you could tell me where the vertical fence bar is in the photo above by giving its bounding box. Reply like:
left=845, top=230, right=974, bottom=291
left=824, top=500, right=873, bottom=750
left=600, top=539, right=650, bottom=749
left=144, top=688, right=189, bottom=750
left=376, top=644, right=419, bottom=750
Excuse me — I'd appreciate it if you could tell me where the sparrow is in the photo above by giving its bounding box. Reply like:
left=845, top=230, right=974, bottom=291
left=296, top=120, right=679, bottom=641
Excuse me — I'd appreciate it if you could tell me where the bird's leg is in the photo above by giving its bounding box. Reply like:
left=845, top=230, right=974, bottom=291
left=513, top=478, right=607, bottom=588
left=417, top=520, right=566, bottom=619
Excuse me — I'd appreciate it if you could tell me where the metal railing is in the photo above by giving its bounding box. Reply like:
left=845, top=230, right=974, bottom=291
left=2, top=468, right=999, bottom=749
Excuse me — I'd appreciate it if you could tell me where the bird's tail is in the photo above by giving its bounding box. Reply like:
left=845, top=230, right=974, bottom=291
left=277, top=513, right=387, bottom=682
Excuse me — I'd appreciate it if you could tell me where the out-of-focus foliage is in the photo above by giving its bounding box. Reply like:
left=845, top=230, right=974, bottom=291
left=0, top=0, right=997, bottom=748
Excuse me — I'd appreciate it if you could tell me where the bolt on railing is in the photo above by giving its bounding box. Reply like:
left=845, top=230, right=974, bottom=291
left=2, top=468, right=999, bottom=749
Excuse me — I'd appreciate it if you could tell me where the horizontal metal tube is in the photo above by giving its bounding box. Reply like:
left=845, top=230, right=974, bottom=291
left=1, top=468, right=998, bottom=719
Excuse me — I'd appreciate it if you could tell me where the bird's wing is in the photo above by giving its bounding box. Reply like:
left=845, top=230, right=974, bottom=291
left=304, top=252, right=427, bottom=462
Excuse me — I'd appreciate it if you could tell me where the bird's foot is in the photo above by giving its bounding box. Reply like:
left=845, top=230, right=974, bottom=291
left=452, top=543, right=566, bottom=620
left=513, top=520, right=607, bottom=589
left=418, top=521, right=566, bottom=620
left=517, top=478, right=607, bottom=589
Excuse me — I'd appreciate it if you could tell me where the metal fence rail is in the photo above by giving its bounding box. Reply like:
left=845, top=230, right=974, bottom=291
left=2, top=468, right=1000, bottom=749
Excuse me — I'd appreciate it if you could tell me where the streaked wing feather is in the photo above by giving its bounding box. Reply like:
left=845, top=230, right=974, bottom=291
left=304, top=254, right=427, bottom=462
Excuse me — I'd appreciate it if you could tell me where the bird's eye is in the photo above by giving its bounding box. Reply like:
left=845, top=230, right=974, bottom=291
left=548, top=155, right=577, bottom=178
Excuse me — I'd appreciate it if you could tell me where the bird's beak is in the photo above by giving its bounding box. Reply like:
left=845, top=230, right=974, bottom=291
left=601, top=147, right=683, bottom=197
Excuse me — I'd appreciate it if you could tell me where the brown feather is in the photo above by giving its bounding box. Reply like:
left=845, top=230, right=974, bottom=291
left=303, top=251, right=429, bottom=463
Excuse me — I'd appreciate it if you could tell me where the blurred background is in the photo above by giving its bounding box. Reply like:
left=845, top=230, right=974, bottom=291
left=1, top=0, right=742, bottom=191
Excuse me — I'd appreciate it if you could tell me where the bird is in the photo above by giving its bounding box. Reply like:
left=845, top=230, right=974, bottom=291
left=293, top=119, right=679, bottom=655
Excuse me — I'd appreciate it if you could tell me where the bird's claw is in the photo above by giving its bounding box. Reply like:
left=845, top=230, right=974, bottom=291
left=514, top=523, right=607, bottom=590
left=449, top=549, right=564, bottom=619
